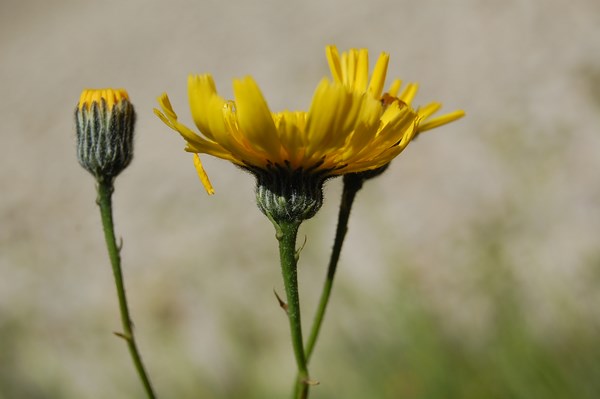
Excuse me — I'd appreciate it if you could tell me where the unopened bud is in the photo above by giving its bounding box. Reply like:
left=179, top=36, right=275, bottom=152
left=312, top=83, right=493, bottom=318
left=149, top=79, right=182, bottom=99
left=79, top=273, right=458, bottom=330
left=75, top=88, right=135, bottom=183
left=253, top=164, right=326, bottom=224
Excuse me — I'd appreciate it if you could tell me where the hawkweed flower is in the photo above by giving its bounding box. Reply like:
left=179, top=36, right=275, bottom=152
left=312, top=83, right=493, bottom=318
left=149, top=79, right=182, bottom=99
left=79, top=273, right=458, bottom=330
left=155, top=46, right=464, bottom=222
left=325, top=45, right=464, bottom=134
left=76, top=89, right=136, bottom=183
left=325, top=45, right=465, bottom=181
left=154, top=46, right=464, bottom=398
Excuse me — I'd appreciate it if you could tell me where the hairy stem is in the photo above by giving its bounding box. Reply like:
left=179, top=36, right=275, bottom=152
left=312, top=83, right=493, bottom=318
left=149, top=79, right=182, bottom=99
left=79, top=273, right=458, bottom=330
left=274, top=220, right=310, bottom=399
left=97, top=180, right=157, bottom=399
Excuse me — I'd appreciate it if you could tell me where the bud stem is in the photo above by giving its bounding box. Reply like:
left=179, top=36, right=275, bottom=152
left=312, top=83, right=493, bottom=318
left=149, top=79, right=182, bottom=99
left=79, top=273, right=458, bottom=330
left=96, top=181, right=158, bottom=399
left=305, top=174, right=364, bottom=361
left=273, top=220, right=310, bottom=399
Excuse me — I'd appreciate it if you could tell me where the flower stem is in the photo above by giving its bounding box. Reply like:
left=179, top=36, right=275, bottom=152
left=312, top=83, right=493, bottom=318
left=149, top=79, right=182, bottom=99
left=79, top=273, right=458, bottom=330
left=274, top=220, right=310, bottom=399
left=96, top=180, right=157, bottom=399
left=304, top=174, right=364, bottom=361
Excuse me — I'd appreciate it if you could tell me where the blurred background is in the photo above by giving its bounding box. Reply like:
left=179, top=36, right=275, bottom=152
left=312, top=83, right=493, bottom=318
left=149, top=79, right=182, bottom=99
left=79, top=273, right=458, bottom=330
left=1, top=0, right=599, bottom=398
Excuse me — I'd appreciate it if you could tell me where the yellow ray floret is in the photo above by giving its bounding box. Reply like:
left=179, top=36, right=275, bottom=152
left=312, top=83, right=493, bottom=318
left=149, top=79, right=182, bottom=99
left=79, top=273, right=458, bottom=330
left=325, top=45, right=465, bottom=135
left=78, top=88, right=129, bottom=111
left=154, top=46, right=465, bottom=194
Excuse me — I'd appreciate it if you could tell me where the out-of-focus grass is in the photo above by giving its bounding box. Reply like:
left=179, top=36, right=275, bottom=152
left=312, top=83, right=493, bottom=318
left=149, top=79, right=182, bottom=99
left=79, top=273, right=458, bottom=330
left=148, top=214, right=599, bottom=399
left=5, top=252, right=596, bottom=399
left=3, top=127, right=599, bottom=399
left=3, top=164, right=600, bottom=399
left=305, top=217, right=600, bottom=399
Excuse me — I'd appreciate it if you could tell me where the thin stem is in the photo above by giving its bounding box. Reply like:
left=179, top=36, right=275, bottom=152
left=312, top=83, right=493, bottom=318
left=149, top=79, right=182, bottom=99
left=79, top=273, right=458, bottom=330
left=304, top=174, right=364, bottom=361
left=96, top=180, right=157, bottom=399
left=274, top=220, right=310, bottom=399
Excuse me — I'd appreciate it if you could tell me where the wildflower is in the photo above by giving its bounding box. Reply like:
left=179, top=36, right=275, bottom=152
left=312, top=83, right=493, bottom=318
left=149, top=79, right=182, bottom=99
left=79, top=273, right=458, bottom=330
left=325, top=45, right=465, bottom=182
left=154, top=46, right=463, bottom=223
left=154, top=48, right=465, bottom=397
left=75, top=89, right=136, bottom=183
left=326, top=46, right=464, bottom=134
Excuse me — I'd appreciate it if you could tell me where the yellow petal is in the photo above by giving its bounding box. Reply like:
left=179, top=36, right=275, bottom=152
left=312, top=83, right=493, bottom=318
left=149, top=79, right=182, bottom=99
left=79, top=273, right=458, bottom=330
left=399, top=83, right=419, bottom=106
left=367, top=52, right=389, bottom=99
left=233, top=76, right=282, bottom=159
left=374, top=102, right=419, bottom=150
left=418, top=110, right=466, bottom=133
left=342, top=49, right=357, bottom=87
left=156, top=93, right=177, bottom=121
left=154, top=94, right=230, bottom=158
left=154, top=93, right=205, bottom=147
left=343, top=97, right=384, bottom=160
left=188, top=74, right=229, bottom=141
left=326, top=45, right=343, bottom=84
left=354, top=49, right=369, bottom=93
left=418, top=102, right=442, bottom=120
left=305, top=79, right=356, bottom=156
left=275, top=111, right=307, bottom=168
left=387, top=79, right=402, bottom=97
left=193, top=154, right=215, bottom=195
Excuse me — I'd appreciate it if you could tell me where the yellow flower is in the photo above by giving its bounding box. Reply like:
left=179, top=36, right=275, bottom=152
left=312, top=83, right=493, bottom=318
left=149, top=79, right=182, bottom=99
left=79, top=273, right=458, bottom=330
left=154, top=46, right=464, bottom=197
left=325, top=46, right=465, bottom=134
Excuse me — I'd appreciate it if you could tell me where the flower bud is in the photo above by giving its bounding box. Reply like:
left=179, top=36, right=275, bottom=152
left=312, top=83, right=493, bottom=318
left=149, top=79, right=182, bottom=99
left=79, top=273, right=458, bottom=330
left=75, top=89, right=135, bottom=183
left=253, top=164, right=326, bottom=225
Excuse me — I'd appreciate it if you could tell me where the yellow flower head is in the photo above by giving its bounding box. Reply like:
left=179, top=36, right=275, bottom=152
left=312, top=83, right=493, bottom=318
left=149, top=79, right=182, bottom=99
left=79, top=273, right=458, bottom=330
left=154, top=46, right=464, bottom=199
left=325, top=46, right=465, bottom=134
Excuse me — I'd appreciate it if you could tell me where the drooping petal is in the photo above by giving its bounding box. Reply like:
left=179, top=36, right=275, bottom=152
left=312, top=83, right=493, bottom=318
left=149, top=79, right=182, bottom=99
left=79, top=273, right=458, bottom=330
left=154, top=93, right=224, bottom=155
left=193, top=153, right=215, bottom=195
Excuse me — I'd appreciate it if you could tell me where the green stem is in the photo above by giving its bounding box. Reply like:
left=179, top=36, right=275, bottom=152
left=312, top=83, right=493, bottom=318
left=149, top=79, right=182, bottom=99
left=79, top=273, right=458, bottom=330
left=304, top=174, right=364, bottom=361
left=274, top=220, right=310, bottom=399
left=96, top=180, right=157, bottom=399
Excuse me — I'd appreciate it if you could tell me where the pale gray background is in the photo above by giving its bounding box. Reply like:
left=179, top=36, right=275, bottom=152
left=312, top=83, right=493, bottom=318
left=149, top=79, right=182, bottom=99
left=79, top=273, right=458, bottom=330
left=1, top=0, right=599, bottom=398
